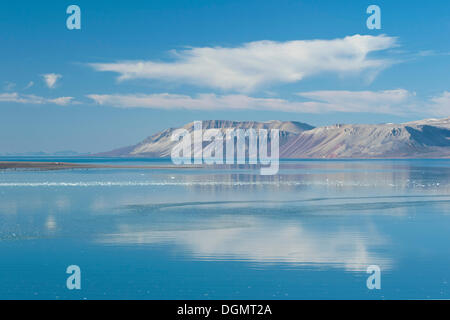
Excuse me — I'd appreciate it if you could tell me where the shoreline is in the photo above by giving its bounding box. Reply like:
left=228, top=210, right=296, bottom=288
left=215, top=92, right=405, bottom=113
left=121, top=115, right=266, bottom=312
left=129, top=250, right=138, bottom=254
left=0, top=161, right=201, bottom=170
left=1, top=158, right=449, bottom=171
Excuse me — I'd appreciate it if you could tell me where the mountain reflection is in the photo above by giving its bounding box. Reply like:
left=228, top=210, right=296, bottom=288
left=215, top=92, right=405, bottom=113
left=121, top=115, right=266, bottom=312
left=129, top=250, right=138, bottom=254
left=161, top=160, right=450, bottom=192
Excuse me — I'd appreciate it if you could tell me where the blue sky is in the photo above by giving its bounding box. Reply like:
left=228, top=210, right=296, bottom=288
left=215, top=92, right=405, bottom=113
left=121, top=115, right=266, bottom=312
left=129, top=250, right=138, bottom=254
left=0, top=0, right=448, bottom=153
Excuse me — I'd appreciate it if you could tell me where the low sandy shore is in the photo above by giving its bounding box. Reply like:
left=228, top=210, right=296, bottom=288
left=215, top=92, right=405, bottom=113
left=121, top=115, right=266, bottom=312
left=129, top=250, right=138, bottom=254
left=0, top=161, right=201, bottom=170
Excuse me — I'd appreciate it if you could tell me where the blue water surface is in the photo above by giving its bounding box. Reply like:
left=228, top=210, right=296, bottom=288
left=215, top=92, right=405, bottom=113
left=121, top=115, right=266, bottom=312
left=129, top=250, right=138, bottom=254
left=0, top=159, right=449, bottom=299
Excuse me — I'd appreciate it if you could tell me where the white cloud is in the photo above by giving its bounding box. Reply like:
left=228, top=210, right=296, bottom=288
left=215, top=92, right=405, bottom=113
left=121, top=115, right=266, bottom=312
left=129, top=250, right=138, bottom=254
left=42, top=73, right=62, bottom=89
left=89, top=34, right=397, bottom=92
left=87, top=93, right=301, bottom=111
left=48, top=96, right=74, bottom=105
left=429, top=91, right=450, bottom=116
left=24, top=81, right=34, bottom=89
left=87, top=89, right=422, bottom=115
left=295, top=89, right=418, bottom=114
left=0, top=92, right=73, bottom=106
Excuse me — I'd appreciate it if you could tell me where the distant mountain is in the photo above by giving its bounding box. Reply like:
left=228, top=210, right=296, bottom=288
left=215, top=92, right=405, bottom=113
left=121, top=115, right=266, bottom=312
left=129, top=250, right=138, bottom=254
left=97, top=118, right=450, bottom=159
left=97, top=120, right=314, bottom=157
left=0, top=150, right=89, bottom=157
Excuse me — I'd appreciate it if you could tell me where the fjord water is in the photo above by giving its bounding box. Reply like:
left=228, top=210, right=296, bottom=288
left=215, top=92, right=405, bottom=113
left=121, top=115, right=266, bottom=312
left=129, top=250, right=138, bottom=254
left=0, top=159, right=449, bottom=299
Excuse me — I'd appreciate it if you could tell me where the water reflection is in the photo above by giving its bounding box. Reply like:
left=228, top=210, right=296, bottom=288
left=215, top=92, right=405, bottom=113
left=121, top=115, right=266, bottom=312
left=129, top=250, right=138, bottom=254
left=97, top=213, right=391, bottom=271
left=94, top=193, right=447, bottom=271
left=0, top=160, right=449, bottom=275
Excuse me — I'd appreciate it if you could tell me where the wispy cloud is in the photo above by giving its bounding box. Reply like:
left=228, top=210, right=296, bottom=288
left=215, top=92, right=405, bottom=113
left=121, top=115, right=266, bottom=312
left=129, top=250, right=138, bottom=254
left=87, top=89, right=436, bottom=116
left=3, top=81, right=16, bottom=91
left=24, top=81, right=34, bottom=90
left=89, top=34, right=398, bottom=92
left=295, top=89, right=418, bottom=114
left=429, top=91, right=450, bottom=117
left=42, top=73, right=62, bottom=89
left=0, top=92, right=73, bottom=106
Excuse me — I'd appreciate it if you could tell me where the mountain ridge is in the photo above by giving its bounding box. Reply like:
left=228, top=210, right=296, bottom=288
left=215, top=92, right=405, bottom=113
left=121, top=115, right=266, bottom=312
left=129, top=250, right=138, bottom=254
left=97, top=117, right=450, bottom=159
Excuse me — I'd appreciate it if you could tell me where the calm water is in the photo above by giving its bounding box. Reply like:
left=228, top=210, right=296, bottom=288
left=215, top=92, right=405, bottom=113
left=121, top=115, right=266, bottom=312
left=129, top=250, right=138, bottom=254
left=0, top=159, right=449, bottom=299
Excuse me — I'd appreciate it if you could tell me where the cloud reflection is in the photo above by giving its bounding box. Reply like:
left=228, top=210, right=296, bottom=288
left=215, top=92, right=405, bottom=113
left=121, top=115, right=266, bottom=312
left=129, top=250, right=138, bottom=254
left=97, top=215, right=391, bottom=272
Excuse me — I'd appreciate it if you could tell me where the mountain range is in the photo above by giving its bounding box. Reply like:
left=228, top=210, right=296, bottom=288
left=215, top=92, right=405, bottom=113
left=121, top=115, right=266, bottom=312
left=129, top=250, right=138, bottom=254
left=98, top=118, right=450, bottom=159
